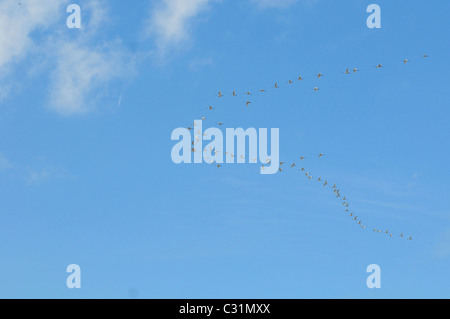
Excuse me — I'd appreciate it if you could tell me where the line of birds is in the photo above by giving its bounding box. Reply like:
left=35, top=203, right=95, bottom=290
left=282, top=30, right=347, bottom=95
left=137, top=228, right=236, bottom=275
left=185, top=55, right=428, bottom=240
left=209, top=55, right=429, bottom=107
left=278, top=155, right=412, bottom=240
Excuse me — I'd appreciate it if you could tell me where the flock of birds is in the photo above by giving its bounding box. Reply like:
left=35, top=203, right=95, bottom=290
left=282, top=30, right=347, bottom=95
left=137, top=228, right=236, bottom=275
left=278, top=156, right=412, bottom=240
left=12, top=0, right=421, bottom=240
left=185, top=55, right=431, bottom=240
left=210, top=55, right=429, bottom=107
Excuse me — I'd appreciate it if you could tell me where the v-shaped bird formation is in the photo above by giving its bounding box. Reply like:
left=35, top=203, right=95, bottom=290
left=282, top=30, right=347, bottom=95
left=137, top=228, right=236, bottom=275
left=185, top=55, right=430, bottom=240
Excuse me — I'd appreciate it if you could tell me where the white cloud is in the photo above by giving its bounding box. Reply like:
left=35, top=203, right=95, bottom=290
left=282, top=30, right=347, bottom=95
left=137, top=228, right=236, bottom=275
left=0, top=0, right=133, bottom=116
left=46, top=0, right=134, bottom=115
left=147, top=0, right=215, bottom=52
left=0, top=0, right=68, bottom=101
left=47, top=39, right=132, bottom=116
left=146, top=0, right=299, bottom=53
left=0, top=0, right=67, bottom=70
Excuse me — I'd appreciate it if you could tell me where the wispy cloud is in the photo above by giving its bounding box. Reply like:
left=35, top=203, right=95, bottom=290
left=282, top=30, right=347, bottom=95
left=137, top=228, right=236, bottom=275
left=0, top=153, right=11, bottom=171
left=0, top=0, right=68, bottom=100
left=0, top=0, right=66, bottom=70
left=250, top=0, right=298, bottom=9
left=47, top=39, right=133, bottom=115
left=189, top=57, right=213, bottom=71
left=25, top=169, right=51, bottom=185
left=146, top=0, right=216, bottom=53
left=47, top=0, right=135, bottom=115
left=434, top=228, right=450, bottom=258
left=0, top=84, right=10, bottom=103
left=25, top=166, right=75, bottom=186
left=0, top=0, right=133, bottom=116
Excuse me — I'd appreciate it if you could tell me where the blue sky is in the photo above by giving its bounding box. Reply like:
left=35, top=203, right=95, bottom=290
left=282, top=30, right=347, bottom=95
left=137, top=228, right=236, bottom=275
left=0, top=0, right=449, bottom=298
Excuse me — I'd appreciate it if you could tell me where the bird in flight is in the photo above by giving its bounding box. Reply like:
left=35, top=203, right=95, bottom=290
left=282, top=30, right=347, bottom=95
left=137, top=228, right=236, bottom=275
left=298, top=76, right=303, bottom=81
left=246, top=101, right=252, bottom=107
left=352, top=68, right=359, bottom=73
left=313, top=87, right=319, bottom=92
left=345, top=68, right=350, bottom=74
left=274, top=83, right=279, bottom=88
left=218, top=91, right=223, bottom=98
left=376, top=64, right=383, bottom=69
left=319, top=153, right=324, bottom=158
left=403, top=59, right=409, bottom=64
left=317, top=73, right=324, bottom=78
left=232, top=91, right=237, bottom=96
